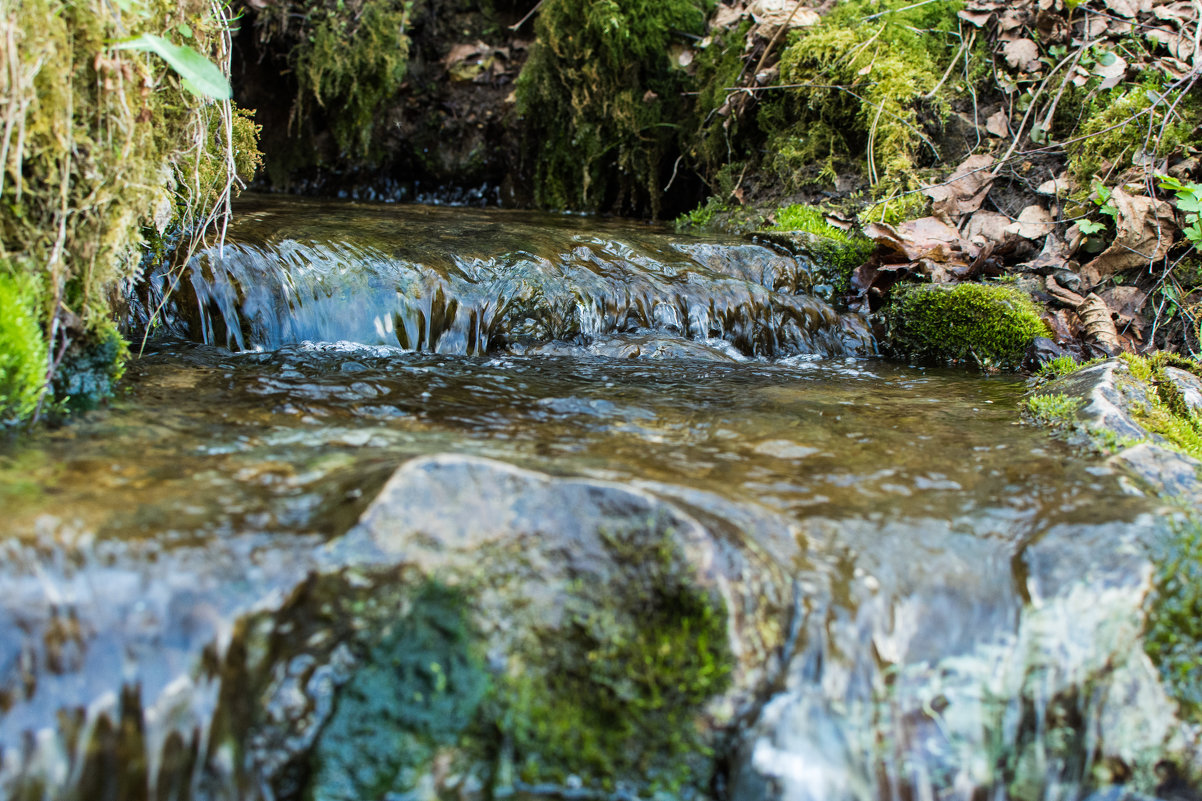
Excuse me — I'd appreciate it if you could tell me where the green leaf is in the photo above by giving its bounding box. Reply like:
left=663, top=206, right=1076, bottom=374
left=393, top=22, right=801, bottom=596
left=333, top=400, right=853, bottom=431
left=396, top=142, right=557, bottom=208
left=177, top=22, right=193, bottom=39
left=1096, top=50, right=1117, bottom=66
left=1076, top=218, right=1106, bottom=235
left=1176, top=194, right=1202, bottom=214
left=111, top=33, right=231, bottom=100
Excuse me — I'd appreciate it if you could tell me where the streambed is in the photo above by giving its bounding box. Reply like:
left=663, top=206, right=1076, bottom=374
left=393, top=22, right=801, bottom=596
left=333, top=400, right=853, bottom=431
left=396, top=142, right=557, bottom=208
left=0, top=198, right=1186, bottom=800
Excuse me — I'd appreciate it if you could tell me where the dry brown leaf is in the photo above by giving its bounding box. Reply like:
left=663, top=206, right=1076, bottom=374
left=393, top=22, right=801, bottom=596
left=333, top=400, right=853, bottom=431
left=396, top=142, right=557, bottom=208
left=922, top=154, right=996, bottom=217
left=963, top=210, right=1012, bottom=246
left=1045, top=308, right=1080, bottom=343
left=1006, top=205, right=1055, bottom=239
left=1046, top=275, right=1086, bottom=307
left=986, top=110, right=1010, bottom=138
left=1003, top=38, right=1042, bottom=71
left=1146, top=27, right=1196, bottom=60
left=1036, top=174, right=1071, bottom=196
left=750, top=0, right=820, bottom=28
left=1101, top=0, right=1150, bottom=18
left=958, top=8, right=993, bottom=26
left=998, top=9, right=1029, bottom=32
left=1098, top=285, right=1149, bottom=328
left=1079, top=187, right=1176, bottom=286
left=710, top=3, right=749, bottom=30
left=1093, top=52, right=1127, bottom=90
left=865, top=217, right=978, bottom=263
left=1154, top=2, right=1198, bottom=24
left=1076, top=16, right=1111, bottom=38
left=1077, top=293, right=1122, bottom=355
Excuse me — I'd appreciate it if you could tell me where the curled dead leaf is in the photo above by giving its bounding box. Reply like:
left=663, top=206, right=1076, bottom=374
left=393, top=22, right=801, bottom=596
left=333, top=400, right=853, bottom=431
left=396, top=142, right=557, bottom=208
left=1077, top=292, right=1123, bottom=355
left=1079, top=187, right=1176, bottom=287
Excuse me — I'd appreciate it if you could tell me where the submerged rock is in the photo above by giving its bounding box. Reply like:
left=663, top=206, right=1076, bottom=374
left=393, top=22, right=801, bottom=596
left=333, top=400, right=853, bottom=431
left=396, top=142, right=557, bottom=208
left=230, top=454, right=794, bottom=801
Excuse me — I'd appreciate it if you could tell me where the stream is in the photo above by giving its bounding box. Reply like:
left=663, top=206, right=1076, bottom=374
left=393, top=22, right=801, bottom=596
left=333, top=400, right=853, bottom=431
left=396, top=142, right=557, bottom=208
left=0, top=196, right=1185, bottom=801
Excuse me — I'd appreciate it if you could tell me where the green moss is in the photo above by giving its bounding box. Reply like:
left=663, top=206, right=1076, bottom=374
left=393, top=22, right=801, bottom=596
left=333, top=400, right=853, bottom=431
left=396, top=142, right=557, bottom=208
left=769, top=204, right=873, bottom=294
left=515, top=0, right=711, bottom=216
left=765, top=0, right=968, bottom=194
left=1109, top=354, right=1202, bottom=460
left=1026, top=393, right=1084, bottom=426
left=1144, top=516, right=1202, bottom=722
left=309, top=582, right=489, bottom=801
left=0, top=269, right=48, bottom=425
left=858, top=191, right=931, bottom=226
left=493, top=520, right=732, bottom=794
left=886, top=282, right=1051, bottom=370
left=675, top=197, right=728, bottom=231
left=288, top=0, right=413, bottom=159
left=0, top=0, right=260, bottom=427
left=1036, top=355, right=1104, bottom=380
left=1067, top=79, right=1201, bottom=187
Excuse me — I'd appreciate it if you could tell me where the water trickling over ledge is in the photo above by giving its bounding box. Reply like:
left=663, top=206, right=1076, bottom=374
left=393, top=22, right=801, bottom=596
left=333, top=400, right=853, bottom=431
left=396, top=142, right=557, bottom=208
left=135, top=195, right=871, bottom=358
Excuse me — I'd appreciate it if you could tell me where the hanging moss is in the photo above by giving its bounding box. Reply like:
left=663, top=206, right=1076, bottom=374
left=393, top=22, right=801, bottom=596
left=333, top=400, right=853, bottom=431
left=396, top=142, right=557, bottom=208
left=886, top=282, right=1051, bottom=370
left=0, top=0, right=261, bottom=426
left=514, top=0, right=712, bottom=216
left=287, top=0, right=414, bottom=159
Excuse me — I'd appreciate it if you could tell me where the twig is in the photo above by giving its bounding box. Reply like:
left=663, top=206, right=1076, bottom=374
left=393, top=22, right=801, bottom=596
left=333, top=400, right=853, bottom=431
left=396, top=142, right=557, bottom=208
left=509, top=0, right=546, bottom=32
left=862, top=0, right=941, bottom=21
left=752, top=0, right=809, bottom=79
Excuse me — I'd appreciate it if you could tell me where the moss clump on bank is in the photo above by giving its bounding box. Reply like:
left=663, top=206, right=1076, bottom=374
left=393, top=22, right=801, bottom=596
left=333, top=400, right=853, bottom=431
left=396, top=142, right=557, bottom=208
left=887, top=282, right=1050, bottom=369
left=0, top=269, right=48, bottom=425
left=0, top=0, right=260, bottom=426
left=515, top=0, right=711, bottom=216
left=764, top=0, right=969, bottom=194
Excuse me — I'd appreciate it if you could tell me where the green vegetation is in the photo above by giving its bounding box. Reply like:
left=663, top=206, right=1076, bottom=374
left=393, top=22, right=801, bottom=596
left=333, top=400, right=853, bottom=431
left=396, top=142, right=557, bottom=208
left=515, top=0, right=711, bottom=216
left=764, top=0, right=969, bottom=194
left=772, top=204, right=874, bottom=293
left=287, top=0, right=413, bottom=159
left=886, top=282, right=1051, bottom=370
left=1066, top=80, right=1201, bottom=189
left=1026, top=393, right=1084, bottom=426
left=496, top=521, right=732, bottom=794
left=1120, top=353, right=1202, bottom=461
left=0, top=270, right=48, bottom=425
left=1145, top=516, right=1202, bottom=722
left=0, top=0, right=260, bottom=426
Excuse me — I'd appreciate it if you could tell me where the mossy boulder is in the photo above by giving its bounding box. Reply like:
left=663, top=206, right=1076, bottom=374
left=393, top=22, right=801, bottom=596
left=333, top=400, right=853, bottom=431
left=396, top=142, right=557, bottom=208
left=225, top=454, right=793, bottom=801
left=886, top=282, right=1050, bottom=370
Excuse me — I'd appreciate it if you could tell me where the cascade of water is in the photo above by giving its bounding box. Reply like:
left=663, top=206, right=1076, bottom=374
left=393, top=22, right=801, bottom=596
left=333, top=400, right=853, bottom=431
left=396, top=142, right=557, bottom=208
left=136, top=197, right=871, bottom=359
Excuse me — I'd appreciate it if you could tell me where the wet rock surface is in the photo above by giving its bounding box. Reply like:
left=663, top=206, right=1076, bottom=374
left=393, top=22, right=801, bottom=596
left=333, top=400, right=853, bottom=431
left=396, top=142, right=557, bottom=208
left=1033, top=359, right=1202, bottom=504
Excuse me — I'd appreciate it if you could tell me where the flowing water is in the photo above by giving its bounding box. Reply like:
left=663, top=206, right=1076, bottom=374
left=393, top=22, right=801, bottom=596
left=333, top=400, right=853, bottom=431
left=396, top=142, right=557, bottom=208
left=0, top=197, right=1185, bottom=801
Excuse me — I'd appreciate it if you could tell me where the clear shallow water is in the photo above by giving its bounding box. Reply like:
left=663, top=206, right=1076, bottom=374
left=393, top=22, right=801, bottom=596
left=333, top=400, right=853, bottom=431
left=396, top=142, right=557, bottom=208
left=0, top=198, right=1183, bottom=800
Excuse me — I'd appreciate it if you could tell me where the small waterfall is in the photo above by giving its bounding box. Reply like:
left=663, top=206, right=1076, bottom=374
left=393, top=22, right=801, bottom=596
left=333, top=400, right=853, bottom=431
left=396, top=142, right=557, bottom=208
left=137, top=196, right=871, bottom=359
